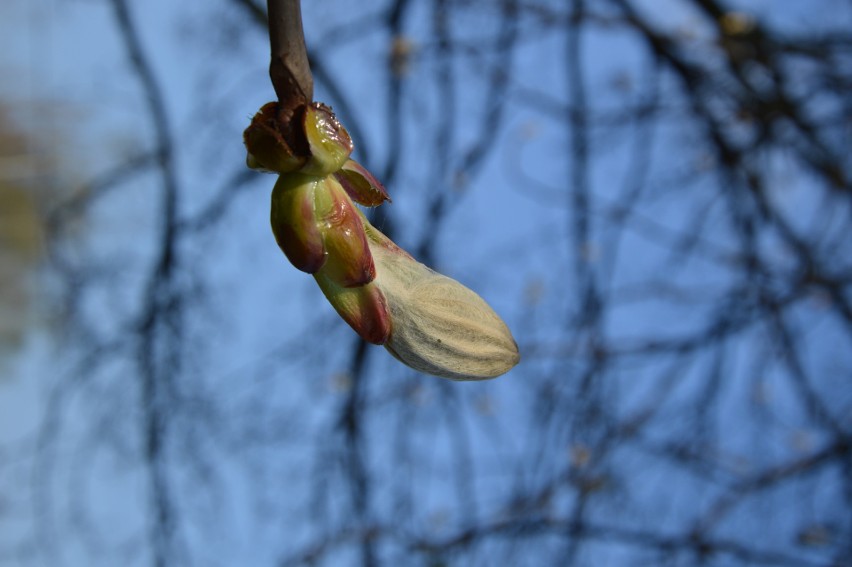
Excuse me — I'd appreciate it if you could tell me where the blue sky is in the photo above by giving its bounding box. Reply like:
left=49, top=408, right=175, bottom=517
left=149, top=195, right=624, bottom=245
left=1, top=1, right=851, bottom=565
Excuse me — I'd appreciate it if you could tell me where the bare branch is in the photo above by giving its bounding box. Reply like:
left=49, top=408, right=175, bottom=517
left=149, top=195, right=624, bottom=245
left=267, top=0, right=313, bottom=104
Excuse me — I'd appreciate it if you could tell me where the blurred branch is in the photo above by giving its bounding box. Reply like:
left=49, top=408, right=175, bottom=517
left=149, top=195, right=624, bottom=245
left=46, top=150, right=158, bottom=230
left=697, top=438, right=851, bottom=532
left=110, top=0, right=183, bottom=565
left=409, top=518, right=824, bottom=567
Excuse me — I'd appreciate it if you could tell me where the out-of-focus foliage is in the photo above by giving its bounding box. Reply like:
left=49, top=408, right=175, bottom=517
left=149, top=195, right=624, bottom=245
left=1, top=1, right=851, bottom=566
left=0, top=106, right=44, bottom=358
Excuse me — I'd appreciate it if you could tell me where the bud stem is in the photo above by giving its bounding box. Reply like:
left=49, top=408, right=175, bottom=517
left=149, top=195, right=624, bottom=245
left=267, top=0, right=313, bottom=105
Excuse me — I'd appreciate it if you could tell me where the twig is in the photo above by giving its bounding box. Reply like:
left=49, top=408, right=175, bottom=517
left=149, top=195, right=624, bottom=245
left=267, top=0, right=313, bottom=104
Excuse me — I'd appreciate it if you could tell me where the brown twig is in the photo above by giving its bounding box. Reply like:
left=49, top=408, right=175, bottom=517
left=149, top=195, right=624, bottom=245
left=246, top=0, right=314, bottom=161
left=267, top=0, right=313, bottom=105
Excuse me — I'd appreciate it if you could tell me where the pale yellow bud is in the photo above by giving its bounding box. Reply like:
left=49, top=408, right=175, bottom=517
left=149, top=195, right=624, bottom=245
left=366, top=225, right=520, bottom=381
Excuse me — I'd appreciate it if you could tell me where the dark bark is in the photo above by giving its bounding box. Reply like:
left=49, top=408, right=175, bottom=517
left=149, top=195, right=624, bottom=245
left=259, top=0, right=314, bottom=162
left=267, top=0, right=313, bottom=105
